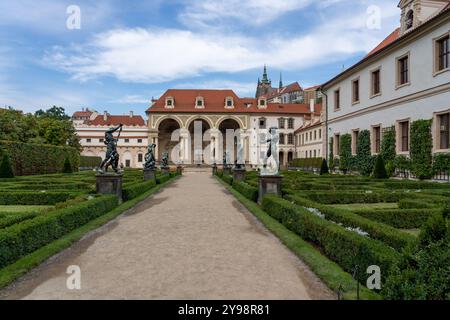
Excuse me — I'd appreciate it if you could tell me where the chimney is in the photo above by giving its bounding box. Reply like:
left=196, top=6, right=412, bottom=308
left=103, top=111, right=108, bottom=121
left=129, top=111, right=133, bottom=118
left=310, top=99, right=315, bottom=113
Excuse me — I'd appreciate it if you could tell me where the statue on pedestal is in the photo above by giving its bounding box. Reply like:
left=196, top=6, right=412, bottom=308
left=261, top=127, right=280, bottom=176
left=98, top=124, right=123, bottom=174
left=144, top=143, right=156, bottom=170
left=161, top=151, right=169, bottom=168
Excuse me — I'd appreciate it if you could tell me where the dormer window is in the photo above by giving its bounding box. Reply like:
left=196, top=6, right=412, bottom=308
left=196, top=96, right=204, bottom=108
left=258, top=98, right=267, bottom=108
left=405, top=10, right=414, bottom=30
left=165, top=97, right=174, bottom=109
left=225, top=97, right=234, bottom=109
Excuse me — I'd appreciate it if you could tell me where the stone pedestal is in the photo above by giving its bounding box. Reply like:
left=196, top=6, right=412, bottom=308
left=258, top=174, right=283, bottom=205
left=161, top=167, right=170, bottom=175
left=96, top=173, right=123, bottom=203
left=143, top=168, right=157, bottom=182
left=233, top=167, right=246, bottom=182
left=212, top=163, right=218, bottom=176
left=177, top=165, right=183, bottom=175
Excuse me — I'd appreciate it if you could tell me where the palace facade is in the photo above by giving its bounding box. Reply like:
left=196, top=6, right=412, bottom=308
left=322, top=0, right=450, bottom=161
left=73, top=110, right=149, bottom=168
left=146, top=89, right=321, bottom=167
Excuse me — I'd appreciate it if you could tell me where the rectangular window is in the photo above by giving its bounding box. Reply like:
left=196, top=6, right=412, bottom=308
left=437, top=35, right=449, bottom=71
left=439, top=113, right=450, bottom=149
left=371, top=69, right=381, bottom=96
left=314, top=130, right=317, bottom=140
left=373, top=126, right=381, bottom=154
left=334, top=89, right=340, bottom=110
left=138, top=154, right=143, bottom=163
left=400, top=121, right=409, bottom=152
left=259, top=118, right=266, bottom=129
left=167, top=99, right=173, bottom=106
left=279, top=133, right=285, bottom=144
left=288, top=134, right=294, bottom=145
left=319, top=129, right=322, bottom=139
left=398, top=56, right=409, bottom=85
left=125, top=138, right=130, bottom=143
left=99, top=138, right=104, bottom=143
left=278, top=118, right=285, bottom=129
left=138, top=139, right=143, bottom=143
left=335, top=134, right=340, bottom=155
left=288, top=118, right=294, bottom=129
left=352, top=79, right=360, bottom=103
left=86, top=138, right=91, bottom=143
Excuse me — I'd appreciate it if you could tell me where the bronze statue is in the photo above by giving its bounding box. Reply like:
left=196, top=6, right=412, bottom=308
left=144, top=143, right=156, bottom=170
left=161, top=151, right=169, bottom=168
left=98, top=124, right=123, bottom=174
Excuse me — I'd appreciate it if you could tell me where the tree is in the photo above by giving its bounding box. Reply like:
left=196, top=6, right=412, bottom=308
left=339, top=134, right=352, bottom=172
left=320, top=159, right=329, bottom=175
left=372, top=155, right=388, bottom=179
left=35, top=106, right=70, bottom=120
left=0, top=152, right=14, bottom=178
left=62, top=157, right=73, bottom=173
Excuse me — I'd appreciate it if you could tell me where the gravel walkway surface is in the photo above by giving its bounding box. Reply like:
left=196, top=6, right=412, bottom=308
left=1, top=172, right=334, bottom=300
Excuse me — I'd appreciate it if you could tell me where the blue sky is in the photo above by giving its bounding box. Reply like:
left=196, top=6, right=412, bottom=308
left=0, top=0, right=401, bottom=116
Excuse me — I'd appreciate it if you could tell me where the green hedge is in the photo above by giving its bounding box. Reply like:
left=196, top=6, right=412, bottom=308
left=0, top=195, right=118, bottom=268
left=79, top=156, right=102, bottom=168
left=356, top=130, right=375, bottom=176
left=232, top=180, right=258, bottom=202
left=222, top=174, right=233, bottom=185
left=286, top=194, right=416, bottom=250
left=0, top=140, right=80, bottom=176
left=290, top=158, right=323, bottom=169
left=339, top=134, right=352, bottom=171
left=0, top=212, right=43, bottom=229
left=298, top=191, right=404, bottom=205
left=123, top=180, right=157, bottom=201
left=262, top=195, right=399, bottom=284
left=398, top=199, right=436, bottom=209
left=382, top=180, right=450, bottom=190
left=353, top=208, right=440, bottom=229
left=0, top=192, right=75, bottom=205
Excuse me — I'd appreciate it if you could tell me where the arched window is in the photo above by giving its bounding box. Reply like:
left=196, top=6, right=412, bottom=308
left=405, top=10, right=414, bottom=30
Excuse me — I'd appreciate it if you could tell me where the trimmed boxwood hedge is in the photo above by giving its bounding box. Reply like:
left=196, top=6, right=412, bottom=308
left=262, top=195, right=400, bottom=284
left=352, top=208, right=440, bottom=229
left=0, top=192, right=76, bottom=205
left=398, top=199, right=436, bottom=209
left=0, top=195, right=118, bottom=269
left=123, top=180, right=157, bottom=201
left=79, top=155, right=102, bottom=168
left=222, top=174, right=233, bottom=185
left=285, top=194, right=416, bottom=250
left=232, top=180, right=258, bottom=202
left=0, top=140, right=80, bottom=176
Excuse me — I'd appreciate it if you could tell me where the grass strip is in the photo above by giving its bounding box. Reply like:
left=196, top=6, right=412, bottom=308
left=216, top=176, right=381, bottom=300
left=0, top=176, right=179, bottom=290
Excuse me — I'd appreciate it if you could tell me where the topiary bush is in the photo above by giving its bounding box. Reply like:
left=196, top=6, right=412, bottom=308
left=381, top=126, right=396, bottom=163
left=356, top=130, right=375, bottom=176
left=339, top=134, right=352, bottom=172
left=432, top=153, right=450, bottom=175
left=328, top=138, right=334, bottom=171
left=320, top=159, right=329, bottom=175
left=62, top=157, right=73, bottom=174
left=410, top=119, right=433, bottom=180
left=0, top=152, right=14, bottom=178
left=372, top=155, right=388, bottom=179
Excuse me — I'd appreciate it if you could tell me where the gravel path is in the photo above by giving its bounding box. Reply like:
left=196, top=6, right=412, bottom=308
left=1, top=172, right=334, bottom=300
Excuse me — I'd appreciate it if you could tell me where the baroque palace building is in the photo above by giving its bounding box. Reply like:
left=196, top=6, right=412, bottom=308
left=322, top=0, right=450, bottom=161
left=72, top=109, right=149, bottom=168
left=146, top=89, right=321, bottom=167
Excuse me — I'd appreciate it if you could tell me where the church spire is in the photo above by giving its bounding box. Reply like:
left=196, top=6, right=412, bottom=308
left=279, top=72, right=283, bottom=90
left=261, top=65, right=270, bottom=84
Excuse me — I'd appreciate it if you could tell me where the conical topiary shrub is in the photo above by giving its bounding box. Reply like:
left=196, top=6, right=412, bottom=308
left=320, top=159, right=329, bottom=175
left=62, top=157, right=73, bottom=174
left=372, top=155, right=388, bottom=179
left=0, top=152, right=14, bottom=178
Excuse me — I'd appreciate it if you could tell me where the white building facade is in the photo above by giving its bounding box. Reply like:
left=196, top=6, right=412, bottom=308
left=322, top=0, right=450, bottom=161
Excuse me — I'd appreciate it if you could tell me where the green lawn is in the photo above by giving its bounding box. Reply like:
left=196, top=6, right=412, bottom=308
left=0, top=205, right=53, bottom=215
left=330, top=203, right=398, bottom=210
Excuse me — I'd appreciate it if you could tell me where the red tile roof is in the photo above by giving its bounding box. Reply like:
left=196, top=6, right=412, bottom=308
left=366, top=28, right=400, bottom=57
left=87, top=114, right=146, bottom=126
left=304, top=85, right=321, bottom=91
left=72, top=111, right=93, bottom=118
left=147, top=89, right=321, bottom=115
left=294, top=119, right=322, bottom=133
left=265, top=82, right=302, bottom=99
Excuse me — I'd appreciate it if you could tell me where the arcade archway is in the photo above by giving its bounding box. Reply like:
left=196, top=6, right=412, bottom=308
left=158, top=119, right=181, bottom=163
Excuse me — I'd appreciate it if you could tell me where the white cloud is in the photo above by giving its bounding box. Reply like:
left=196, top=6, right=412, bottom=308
left=179, top=0, right=314, bottom=28
left=175, top=80, right=256, bottom=96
